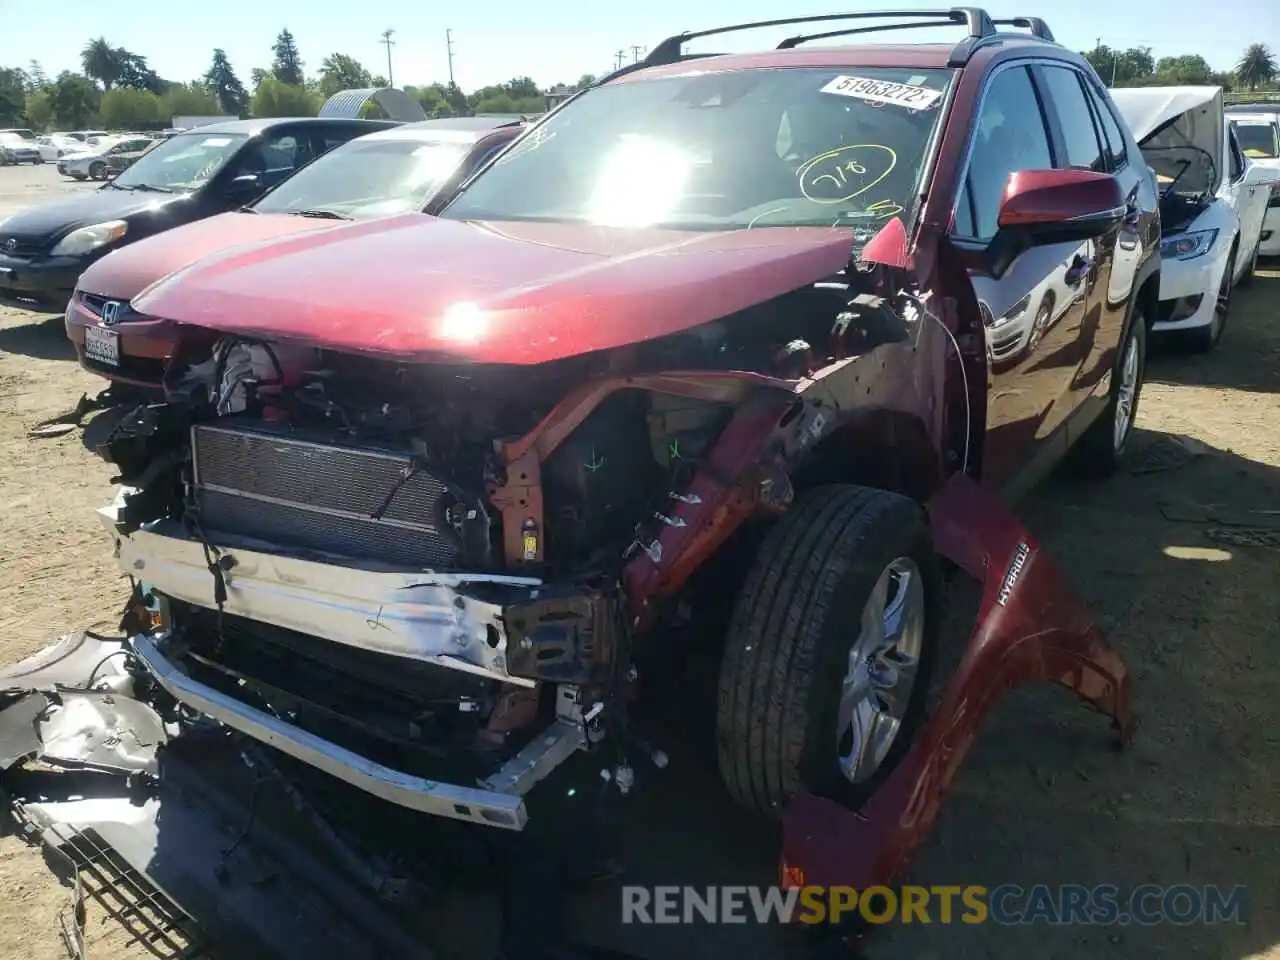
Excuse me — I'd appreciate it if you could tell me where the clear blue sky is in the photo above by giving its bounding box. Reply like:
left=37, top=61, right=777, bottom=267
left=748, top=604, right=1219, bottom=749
left=1, top=0, right=1276, bottom=91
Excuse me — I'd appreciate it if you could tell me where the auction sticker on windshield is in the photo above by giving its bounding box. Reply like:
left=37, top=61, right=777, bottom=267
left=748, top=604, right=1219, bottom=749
left=84, top=324, right=119, bottom=366
left=820, top=76, right=943, bottom=111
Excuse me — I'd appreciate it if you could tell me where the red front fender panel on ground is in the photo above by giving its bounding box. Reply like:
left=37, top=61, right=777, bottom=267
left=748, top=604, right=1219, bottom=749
left=780, top=473, right=1134, bottom=892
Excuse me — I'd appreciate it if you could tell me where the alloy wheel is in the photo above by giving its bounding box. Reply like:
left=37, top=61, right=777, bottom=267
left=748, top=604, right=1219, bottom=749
left=1113, top=331, right=1140, bottom=451
left=836, top=557, right=925, bottom=784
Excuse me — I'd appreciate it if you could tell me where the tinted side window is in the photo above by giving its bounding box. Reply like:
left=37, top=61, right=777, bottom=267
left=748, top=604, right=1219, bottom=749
left=1039, top=66, right=1105, bottom=172
left=955, top=66, right=1054, bottom=241
left=1088, top=88, right=1129, bottom=170
left=1227, top=128, right=1245, bottom=180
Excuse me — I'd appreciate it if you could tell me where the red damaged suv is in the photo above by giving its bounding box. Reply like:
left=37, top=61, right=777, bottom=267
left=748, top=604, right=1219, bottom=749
left=81, top=9, right=1154, bottom=907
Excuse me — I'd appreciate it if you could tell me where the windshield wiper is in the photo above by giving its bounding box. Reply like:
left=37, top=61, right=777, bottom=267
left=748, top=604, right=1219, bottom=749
left=289, top=209, right=352, bottom=220
left=129, top=183, right=174, bottom=193
left=103, top=181, right=132, bottom=190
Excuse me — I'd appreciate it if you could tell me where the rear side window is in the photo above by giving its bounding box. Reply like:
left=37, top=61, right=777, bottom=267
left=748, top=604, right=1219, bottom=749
left=1038, top=66, right=1104, bottom=172
left=954, top=66, right=1054, bottom=241
left=1087, top=88, right=1129, bottom=171
left=1227, top=128, right=1246, bottom=180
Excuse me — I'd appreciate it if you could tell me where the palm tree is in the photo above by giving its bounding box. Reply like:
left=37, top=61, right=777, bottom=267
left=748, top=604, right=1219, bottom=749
left=1236, top=44, right=1277, bottom=91
left=81, top=38, right=125, bottom=90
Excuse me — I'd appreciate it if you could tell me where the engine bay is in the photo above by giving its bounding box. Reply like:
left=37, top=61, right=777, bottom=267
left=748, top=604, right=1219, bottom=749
left=80, top=266, right=921, bottom=824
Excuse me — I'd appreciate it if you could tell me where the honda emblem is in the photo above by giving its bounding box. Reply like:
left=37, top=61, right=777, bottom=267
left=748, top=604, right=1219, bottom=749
left=101, top=300, right=123, bottom=326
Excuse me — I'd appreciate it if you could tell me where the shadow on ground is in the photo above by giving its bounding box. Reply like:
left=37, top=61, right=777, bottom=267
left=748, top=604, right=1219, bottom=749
left=1145, top=266, right=1279, bottom=394
left=0, top=311, right=76, bottom=361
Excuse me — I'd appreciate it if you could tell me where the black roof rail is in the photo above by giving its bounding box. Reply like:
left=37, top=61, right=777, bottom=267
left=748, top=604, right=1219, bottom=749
left=990, top=17, right=1055, bottom=41
left=778, top=19, right=964, bottom=49
left=643, top=9, right=997, bottom=67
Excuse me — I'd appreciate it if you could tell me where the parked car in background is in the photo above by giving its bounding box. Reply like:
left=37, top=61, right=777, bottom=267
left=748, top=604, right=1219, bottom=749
left=0, top=117, right=399, bottom=309
left=1229, top=111, right=1280, bottom=257
left=35, top=135, right=83, bottom=162
left=105, top=137, right=160, bottom=176
left=1111, top=86, right=1274, bottom=351
left=97, top=10, right=1154, bottom=864
left=68, top=117, right=525, bottom=386
left=0, top=128, right=37, bottom=141
left=64, top=130, right=109, bottom=143
left=0, top=133, right=42, bottom=165
left=57, top=137, right=155, bottom=181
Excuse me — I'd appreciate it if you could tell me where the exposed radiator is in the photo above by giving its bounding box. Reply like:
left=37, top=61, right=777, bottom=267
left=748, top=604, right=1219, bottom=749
left=192, top=421, right=461, bottom=568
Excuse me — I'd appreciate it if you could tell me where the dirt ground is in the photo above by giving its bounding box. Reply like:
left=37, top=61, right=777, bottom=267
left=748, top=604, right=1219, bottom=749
left=0, top=163, right=1278, bottom=960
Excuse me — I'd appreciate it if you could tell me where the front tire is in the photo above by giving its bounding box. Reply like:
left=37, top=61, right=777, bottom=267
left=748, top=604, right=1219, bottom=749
left=716, top=486, right=940, bottom=818
left=1071, top=298, right=1147, bottom=478
left=88, top=161, right=107, bottom=181
left=1185, top=243, right=1236, bottom=353
left=1236, top=240, right=1259, bottom=289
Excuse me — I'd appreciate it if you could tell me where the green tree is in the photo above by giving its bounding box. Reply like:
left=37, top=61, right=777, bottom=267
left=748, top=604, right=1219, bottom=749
left=100, top=87, right=164, bottom=128
left=1155, top=54, right=1214, bottom=85
left=576, top=73, right=597, bottom=89
left=0, top=67, right=28, bottom=125
left=203, top=49, right=249, bottom=116
left=161, top=82, right=219, bottom=118
left=318, top=53, right=372, bottom=98
left=272, top=29, right=305, bottom=86
left=250, top=77, right=319, bottom=117
left=81, top=38, right=125, bottom=90
left=49, top=72, right=100, bottom=128
left=1083, top=44, right=1154, bottom=86
left=25, top=89, right=55, bottom=130
left=503, top=76, right=540, bottom=99
left=405, top=83, right=451, bottom=117
left=27, top=60, right=49, bottom=90
left=118, top=53, right=164, bottom=94
left=1237, top=44, right=1277, bottom=91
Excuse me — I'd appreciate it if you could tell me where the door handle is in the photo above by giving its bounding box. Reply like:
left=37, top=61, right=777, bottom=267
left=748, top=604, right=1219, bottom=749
left=1065, top=255, right=1093, bottom=286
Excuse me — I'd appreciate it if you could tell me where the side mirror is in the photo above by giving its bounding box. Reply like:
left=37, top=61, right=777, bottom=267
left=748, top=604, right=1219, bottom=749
left=1243, top=163, right=1279, bottom=188
left=988, top=169, right=1125, bottom=278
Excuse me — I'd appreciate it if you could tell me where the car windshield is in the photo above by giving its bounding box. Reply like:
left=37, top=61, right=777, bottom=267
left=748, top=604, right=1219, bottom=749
left=253, top=137, right=472, bottom=218
left=1234, top=120, right=1279, bottom=158
left=112, top=131, right=249, bottom=192
left=440, top=67, right=953, bottom=231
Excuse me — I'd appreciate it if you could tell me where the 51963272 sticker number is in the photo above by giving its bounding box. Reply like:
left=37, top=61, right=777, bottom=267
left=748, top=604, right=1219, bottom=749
left=820, top=76, right=943, bottom=111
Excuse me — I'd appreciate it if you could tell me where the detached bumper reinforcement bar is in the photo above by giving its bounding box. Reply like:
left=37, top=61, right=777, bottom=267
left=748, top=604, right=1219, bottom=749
left=130, top=634, right=531, bottom=831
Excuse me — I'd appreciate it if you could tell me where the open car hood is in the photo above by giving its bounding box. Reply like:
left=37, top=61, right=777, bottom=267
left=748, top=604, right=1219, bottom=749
left=131, top=214, right=855, bottom=365
left=1110, top=86, right=1223, bottom=195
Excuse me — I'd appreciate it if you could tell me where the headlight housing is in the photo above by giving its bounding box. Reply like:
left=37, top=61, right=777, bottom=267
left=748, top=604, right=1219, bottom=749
left=50, top=220, right=128, bottom=257
left=991, top=292, right=1031, bottom=329
left=1161, top=228, right=1218, bottom=261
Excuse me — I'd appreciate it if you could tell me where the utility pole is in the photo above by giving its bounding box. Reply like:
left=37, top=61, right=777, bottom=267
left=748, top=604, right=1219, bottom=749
left=446, top=29, right=456, bottom=87
left=380, top=29, right=396, bottom=87
left=615, top=49, right=627, bottom=70
left=630, top=44, right=645, bottom=63
left=1095, top=37, right=1117, bottom=86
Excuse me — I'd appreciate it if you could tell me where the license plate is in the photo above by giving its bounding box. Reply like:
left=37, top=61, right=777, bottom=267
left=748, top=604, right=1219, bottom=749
left=84, top=324, right=120, bottom=366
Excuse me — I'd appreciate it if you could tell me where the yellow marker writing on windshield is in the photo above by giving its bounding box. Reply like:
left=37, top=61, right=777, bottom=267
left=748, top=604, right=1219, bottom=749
left=797, top=144, right=897, bottom=205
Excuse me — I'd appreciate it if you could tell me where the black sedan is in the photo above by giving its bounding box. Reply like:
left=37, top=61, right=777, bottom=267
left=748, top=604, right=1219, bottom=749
left=0, top=117, right=398, bottom=310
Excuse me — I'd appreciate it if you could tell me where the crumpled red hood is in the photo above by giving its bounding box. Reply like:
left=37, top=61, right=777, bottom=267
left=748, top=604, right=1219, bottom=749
left=131, top=214, right=855, bottom=364
left=79, top=212, right=339, bottom=302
